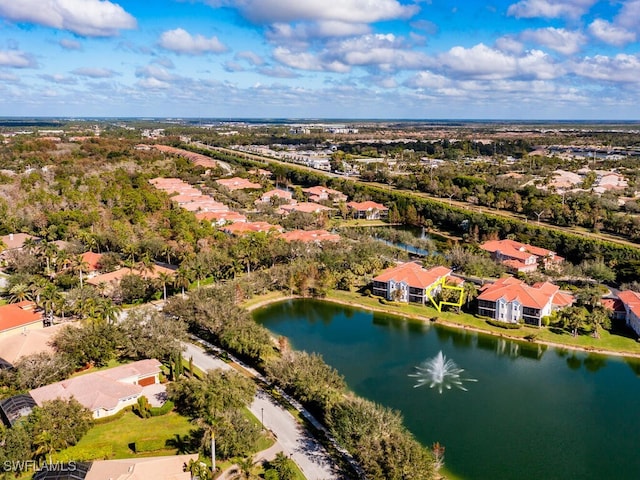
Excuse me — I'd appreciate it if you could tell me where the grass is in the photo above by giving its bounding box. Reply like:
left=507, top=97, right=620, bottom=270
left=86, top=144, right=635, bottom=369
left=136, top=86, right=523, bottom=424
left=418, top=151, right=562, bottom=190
left=69, top=358, right=127, bottom=378
left=53, top=411, right=195, bottom=461
left=324, top=289, right=640, bottom=356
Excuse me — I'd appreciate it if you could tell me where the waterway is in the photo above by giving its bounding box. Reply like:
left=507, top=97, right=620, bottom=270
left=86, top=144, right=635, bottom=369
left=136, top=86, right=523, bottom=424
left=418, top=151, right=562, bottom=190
left=254, top=299, right=640, bottom=480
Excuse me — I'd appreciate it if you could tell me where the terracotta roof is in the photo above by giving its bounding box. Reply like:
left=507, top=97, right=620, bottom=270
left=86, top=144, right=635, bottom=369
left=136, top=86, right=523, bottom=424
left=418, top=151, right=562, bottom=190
left=281, top=229, right=340, bottom=243
left=280, top=202, right=331, bottom=214
left=86, top=454, right=198, bottom=480
left=81, top=252, right=103, bottom=272
left=222, top=222, right=283, bottom=235
left=602, top=298, right=625, bottom=312
left=196, top=211, right=246, bottom=223
left=86, top=265, right=175, bottom=286
left=478, top=277, right=573, bottom=309
left=216, top=177, right=261, bottom=191
left=30, top=359, right=161, bottom=413
left=302, top=186, right=345, bottom=197
left=0, top=233, right=39, bottom=250
left=373, top=262, right=452, bottom=289
left=618, top=290, right=640, bottom=318
left=480, top=239, right=555, bottom=260
left=347, top=201, right=388, bottom=211
left=0, top=301, right=42, bottom=333
left=0, top=323, right=65, bottom=364
left=260, top=189, right=292, bottom=201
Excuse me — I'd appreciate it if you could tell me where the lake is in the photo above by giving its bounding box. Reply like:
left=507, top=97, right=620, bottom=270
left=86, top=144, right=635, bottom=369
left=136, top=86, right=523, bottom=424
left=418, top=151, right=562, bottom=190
left=254, top=299, right=640, bottom=480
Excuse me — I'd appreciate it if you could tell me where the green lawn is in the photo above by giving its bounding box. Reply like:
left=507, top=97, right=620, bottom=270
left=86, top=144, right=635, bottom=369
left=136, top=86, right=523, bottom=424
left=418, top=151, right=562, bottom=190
left=53, top=411, right=196, bottom=461
left=325, top=290, right=640, bottom=356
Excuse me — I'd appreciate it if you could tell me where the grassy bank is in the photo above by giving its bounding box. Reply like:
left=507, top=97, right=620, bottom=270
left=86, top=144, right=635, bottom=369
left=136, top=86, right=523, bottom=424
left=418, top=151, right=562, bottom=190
left=245, top=290, right=640, bottom=358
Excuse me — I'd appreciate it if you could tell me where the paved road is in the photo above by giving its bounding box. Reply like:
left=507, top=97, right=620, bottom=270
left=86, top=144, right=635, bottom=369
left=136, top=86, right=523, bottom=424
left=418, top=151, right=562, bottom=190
left=182, top=343, right=341, bottom=480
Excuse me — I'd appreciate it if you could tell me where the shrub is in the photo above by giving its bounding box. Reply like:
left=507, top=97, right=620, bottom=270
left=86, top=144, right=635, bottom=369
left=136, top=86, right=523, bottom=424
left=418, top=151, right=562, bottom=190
left=132, top=396, right=151, bottom=418
left=486, top=319, right=521, bottom=330
left=149, top=400, right=174, bottom=417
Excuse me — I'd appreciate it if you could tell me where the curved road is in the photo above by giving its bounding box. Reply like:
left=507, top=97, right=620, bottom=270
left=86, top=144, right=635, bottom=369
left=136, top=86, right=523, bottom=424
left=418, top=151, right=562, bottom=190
left=182, top=342, right=342, bottom=480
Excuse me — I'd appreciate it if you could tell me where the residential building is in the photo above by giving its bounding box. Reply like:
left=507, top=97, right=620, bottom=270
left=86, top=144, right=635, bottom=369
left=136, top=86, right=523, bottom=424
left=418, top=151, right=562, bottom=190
left=195, top=210, right=247, bottom=225
left=0, top=394, right=37, bottom=427
left=617, top=290, right=640, bottom=336
left=479, top=239, right=563, bottom=273
left=0, top=233, right=39, bottom=256
left=257, top=188, right=293, bottom=204
left=278, top=202, right=332, bottom=215
left=347, top=200, right=388, bottom=220
left=30, top=359, right=162, bottom=419
left=81, top=251, right=103, bottom=278
left=86, top=265, right=175, bottom=296
left=215, top=177, right=261, bottom=191
left=477, top=277, right=574, bottom=326
left=281, top=229, right=340, bottom=243
left=0, top=301, right=43, bottom=340
left=302, top=185, right=348, bottom=203
left=222, top=221, right=283, bottom=235
left=33, top=455, right=199, bottom=480
left=372, top=262, right=453, bottom=304
left=0, top=323, right=65, bottom=364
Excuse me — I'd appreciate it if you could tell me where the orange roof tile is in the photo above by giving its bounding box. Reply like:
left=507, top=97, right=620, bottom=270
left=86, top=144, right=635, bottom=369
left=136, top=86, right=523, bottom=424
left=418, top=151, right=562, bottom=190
left=81, top=252, right=103, bottom=272
left=280, top=202, right=331, bottom=214
left=347, top=201, right=388, bottom=211
left=0, top=301, right=42, bottom=333
left=216, top=177, right=261, bottom=191
left=618, top=290, right=640, bottom=318
left=478, top=277, right=572, bottom=309
left=281, top=230, right=340, bottom=243
left=373, top=262, right=452, bottom=289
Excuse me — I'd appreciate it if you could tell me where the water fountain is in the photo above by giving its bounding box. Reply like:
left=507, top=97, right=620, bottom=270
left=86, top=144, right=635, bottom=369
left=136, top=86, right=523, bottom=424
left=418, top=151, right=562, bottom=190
left=409, top=351, right=477, bottom=393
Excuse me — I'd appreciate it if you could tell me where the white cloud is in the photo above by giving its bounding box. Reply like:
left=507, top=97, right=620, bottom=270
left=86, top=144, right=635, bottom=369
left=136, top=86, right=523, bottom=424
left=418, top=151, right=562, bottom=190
left=59, top=38, right=82, bottom=50
left=616, top=0, right=640, bottom=30
left=236, top=51, right=265, bottom=66
left=137, top=77, right=171, bottom=90
left=0, top=50, right=36, bottom=68
left=405, top=71, right=449, bottom=89
left=71, top=67, right=116, bottom=78
left=266, top=21, right=370, bottom=44
left=571, top=54, right=640, bottom=83
left=507, top=0, right=596, bottom=19
left=39, top=73, right=77, bottom=85
left=274, top=47, right=349, bottom=72
left=0, top=0, right=136, bottom=37
left=588, top=19, right=636, bottom=46
left=520, top=27, right=586, bottom=55
left=257, top=65, right=300, bottom=78
left=135, top=65, right=175, bottom=82
left=206, top=0, right=418, bottom=24
left=495, top=36, right=524, bottom=54
left=224, top=61, right=245, bottom=72
left=158, top=28, right=227, bottom=55
left=438, top=43, right=559, bottom=80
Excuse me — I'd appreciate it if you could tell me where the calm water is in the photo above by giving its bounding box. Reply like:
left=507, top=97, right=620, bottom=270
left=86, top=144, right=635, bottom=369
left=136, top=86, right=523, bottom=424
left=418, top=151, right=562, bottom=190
left=254, top=299, right=640, bottom=480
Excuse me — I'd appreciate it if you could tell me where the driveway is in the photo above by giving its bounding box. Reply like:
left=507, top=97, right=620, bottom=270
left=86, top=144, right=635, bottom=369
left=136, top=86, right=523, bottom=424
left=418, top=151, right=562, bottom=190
left=182, top=342, right=341, bottom=480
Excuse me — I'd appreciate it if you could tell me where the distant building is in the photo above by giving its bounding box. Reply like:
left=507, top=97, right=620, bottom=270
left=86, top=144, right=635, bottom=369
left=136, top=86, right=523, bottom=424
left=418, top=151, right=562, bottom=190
left=479, top=239, right=563, bottom=273
left=477, top=277, right=574, bottom=327
left=347, top=201, right=388, bottom=220
left=257, top=189, right=294, bottom=204
left=0, top=233, right=40, bottom=256
left=278, top=202, right=332, bottom=215
left=372, top=262, right=454, bottom=304
left=222, top=221, right=283, bottom=235
left=215, top=177, right=261, bottom=191
left=302, top=186, right=347, bottom=203
left=281, top=229, right=340, bottom=243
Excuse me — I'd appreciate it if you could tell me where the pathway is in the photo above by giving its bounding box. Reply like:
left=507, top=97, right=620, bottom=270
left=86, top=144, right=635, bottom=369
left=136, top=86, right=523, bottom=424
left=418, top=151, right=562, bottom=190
left=182, top=342, right=342, bottom=480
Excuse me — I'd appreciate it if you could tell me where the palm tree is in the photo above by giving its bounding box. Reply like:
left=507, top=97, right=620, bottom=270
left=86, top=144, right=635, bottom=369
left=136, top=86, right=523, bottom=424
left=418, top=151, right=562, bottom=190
left=70, top=255, right=90, bottom=288
left=174, top=267, right=192, bottom=298
left=38, top=284, right=62, bottom=322
left=33, top=429, right=57, bottom=464
left=157, top=271, right=172, bottom=302
left=233, top=457, right=258, bottom=480
left=95, top=298, right=122, bottom=325
left=463, top=282, right=479, bottom=310
left=8, top=283, right=33, bottom=303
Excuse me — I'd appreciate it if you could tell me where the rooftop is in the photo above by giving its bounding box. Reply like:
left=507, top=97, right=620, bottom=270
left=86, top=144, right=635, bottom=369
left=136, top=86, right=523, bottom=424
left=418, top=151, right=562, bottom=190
left=0, top=301, right=43, bottom=333
left=373, top=262, right=452, bottom=289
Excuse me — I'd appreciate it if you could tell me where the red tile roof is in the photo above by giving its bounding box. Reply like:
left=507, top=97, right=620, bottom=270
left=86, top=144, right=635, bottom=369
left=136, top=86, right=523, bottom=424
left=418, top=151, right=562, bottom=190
left=196, top=211, right=246, bottom=223
left=216, top=177, right=261, bottom=191
left=347, top=201, right=388, bottom=211
left=281, top=230, right=340, bottom=243
left=618, top=290, right=640, bottom=318
left=279, top=202, right=331, bottom=214
left=373, top=262, right=452, bottom=289
left=222, top=222, right=283, bottom=235
left=81, top=252, right=103, bottom=272
left=480, top=239, right=558, bottom=262
left=478, top=277, right=573, bottom=309
left=0, top=301, right=42, bottom=333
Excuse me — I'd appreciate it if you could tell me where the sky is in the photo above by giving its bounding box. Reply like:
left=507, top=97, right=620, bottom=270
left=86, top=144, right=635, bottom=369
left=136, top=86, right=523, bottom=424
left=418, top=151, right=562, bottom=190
left=0, top=0, right=639, bottom=120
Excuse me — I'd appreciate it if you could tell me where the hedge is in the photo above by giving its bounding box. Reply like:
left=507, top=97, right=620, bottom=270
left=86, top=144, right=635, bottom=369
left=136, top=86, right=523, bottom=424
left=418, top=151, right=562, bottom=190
left=486, top=319, right=522, bottom=329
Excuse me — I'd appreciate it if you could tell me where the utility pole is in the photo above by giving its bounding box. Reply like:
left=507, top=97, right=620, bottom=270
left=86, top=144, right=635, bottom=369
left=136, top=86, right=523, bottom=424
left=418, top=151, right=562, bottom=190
left=211, top=434, right=215, bottom=474
left=534, top=210, right=545, bottom=225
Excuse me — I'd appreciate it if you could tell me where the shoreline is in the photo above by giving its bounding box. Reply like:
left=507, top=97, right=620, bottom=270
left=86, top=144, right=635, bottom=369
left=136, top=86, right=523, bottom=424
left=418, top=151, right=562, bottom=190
left=246, top=293, right=640, bottom=361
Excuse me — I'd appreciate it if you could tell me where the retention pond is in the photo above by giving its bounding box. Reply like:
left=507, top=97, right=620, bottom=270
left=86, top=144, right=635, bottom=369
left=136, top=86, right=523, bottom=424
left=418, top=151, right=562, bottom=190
left=254, top=299, right=640, bottom=480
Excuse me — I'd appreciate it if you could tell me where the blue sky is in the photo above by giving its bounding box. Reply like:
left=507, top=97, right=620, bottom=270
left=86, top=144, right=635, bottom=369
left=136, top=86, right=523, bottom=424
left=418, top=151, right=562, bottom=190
left=0, top=0, right=639, bottom=119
